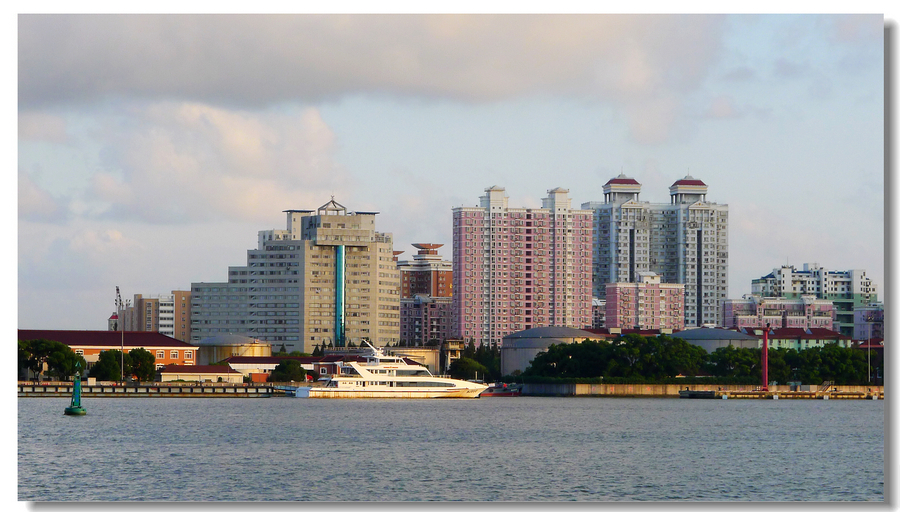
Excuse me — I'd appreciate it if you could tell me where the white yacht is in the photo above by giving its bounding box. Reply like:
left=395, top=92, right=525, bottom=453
left=295, top=343, right=487, bottom=398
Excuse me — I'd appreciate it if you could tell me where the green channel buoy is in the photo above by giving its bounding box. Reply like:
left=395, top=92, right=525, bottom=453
left=64, top=362, right=86, bottom=416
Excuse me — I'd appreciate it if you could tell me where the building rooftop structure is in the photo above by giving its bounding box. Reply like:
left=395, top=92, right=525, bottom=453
left=195, top=334, right=266, bottom=347
left=19, top=329, right=191, bottom=348
left=503, top=326, right=598, bottom=341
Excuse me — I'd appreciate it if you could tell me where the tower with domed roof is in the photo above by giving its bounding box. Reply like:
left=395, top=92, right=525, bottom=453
left=583, top=173, right=728, bottom=327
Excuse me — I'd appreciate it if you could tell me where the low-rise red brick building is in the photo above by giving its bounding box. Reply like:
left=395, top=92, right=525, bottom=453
left=18, top=329, right=198, bottom=371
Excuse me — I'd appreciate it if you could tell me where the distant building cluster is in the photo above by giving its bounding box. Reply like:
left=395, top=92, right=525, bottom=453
left=750, top=263, right=878, bottom=337
left=100, top=174, right=880, bottom=368
left=110, top=292, right=191, bottom=342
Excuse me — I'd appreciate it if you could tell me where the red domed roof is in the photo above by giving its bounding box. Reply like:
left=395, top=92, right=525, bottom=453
left=671, top=174, right=706, bottom=187
left=603, top=173, right=640, bottom=186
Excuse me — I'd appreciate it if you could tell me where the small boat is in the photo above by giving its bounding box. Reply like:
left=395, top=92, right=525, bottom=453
left=480, top=382, right=522, bottom=397
left=64, top=363, right=86, bottom=415
left=678, top=389, right=717, bottom=399
left=297, top=342, right=488, bottom=399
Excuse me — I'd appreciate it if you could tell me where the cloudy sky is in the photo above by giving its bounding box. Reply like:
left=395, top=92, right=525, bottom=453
left=17, top=12, right=886, bottom=330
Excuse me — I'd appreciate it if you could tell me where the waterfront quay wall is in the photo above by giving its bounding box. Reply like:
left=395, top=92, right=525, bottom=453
left=18, top=381, right=284, bottom=398
left=523, top=382, right=885, bottom=398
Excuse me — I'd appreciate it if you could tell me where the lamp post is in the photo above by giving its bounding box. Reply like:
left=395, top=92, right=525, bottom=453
left=761, top=323, right=770, bottom=392
left=116, top=287, right=124, bottom=382
left=867, top=335, right=871, bottom=383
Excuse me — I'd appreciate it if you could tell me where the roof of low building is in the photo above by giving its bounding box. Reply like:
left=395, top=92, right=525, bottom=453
left=18, top=329, right=195, bottom=349
left=672, top=327, right=758, bottom=341
left=160, top=364, right=241, bottom=374
left=584, top=328, right=664, bottom=338
left=745, top=327, right=851, bottom=340
left=503, top=326, right=599, bottom=340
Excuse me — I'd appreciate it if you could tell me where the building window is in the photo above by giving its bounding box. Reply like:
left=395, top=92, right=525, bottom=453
left=185, top=351, right=193, bottom=360
left=74, top=349, right=84, bottom=356
left=156, top=351, right=165, bottom=359
left=171, top=350, right=179, bottom=359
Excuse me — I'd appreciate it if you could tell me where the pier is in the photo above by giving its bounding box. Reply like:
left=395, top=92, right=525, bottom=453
left=679, top=389, right=884, bottom=400
left=18, top=381, right=288, bottom=398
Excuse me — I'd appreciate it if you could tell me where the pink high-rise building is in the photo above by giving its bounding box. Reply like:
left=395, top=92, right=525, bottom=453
left=605, top=272, right=685, bottom=332
left=452, top=186, right=593, bottom=348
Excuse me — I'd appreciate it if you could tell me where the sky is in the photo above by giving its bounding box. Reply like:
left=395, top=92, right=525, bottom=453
left=15, top=11, right=887, bottom=330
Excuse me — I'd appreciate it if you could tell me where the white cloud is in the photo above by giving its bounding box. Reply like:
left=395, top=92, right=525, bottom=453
left=82, top=102, right=344, bottom=223
left=18, top=172, right=66, bottom=222
left=19, top=14, right=729, bottom=144
left=706, top=95, right=741, bottom=119
left=18, top=112, right=68, bottom=143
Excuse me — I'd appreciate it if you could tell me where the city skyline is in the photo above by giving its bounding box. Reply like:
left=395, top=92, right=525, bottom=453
left=17, top=13, right=885, bottom=330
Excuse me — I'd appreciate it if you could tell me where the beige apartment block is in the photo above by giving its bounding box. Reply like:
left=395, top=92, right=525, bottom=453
left=191, top=198, right=400, bottom=354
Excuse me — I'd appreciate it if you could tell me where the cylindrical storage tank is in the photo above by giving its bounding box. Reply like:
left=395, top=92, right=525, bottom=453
left=500, top=327, right=601, bottom=376
left=195, top=334, right=272, bottom=365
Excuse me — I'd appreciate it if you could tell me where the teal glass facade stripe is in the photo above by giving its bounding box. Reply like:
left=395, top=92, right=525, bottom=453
left=335, top=244, right=346, bottom=347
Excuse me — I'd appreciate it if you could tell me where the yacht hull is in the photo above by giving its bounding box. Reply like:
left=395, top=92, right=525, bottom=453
left=297, top=387, right=484, bottom=398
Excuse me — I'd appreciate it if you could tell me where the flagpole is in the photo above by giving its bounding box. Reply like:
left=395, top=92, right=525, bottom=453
left=116, top=287, right=124, bottom=381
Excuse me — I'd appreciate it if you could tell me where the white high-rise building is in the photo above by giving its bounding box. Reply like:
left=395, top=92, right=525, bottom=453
left=191, top=199, right=401, bottom=353
left=583, top=174, right=728, bottom=327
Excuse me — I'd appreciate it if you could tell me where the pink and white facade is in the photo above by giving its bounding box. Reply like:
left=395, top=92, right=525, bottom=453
left=452, top=186, right=593, bottom=348
left=605, top=272, right=685, bottom=332
left=723, top=295, right=834, bottom=331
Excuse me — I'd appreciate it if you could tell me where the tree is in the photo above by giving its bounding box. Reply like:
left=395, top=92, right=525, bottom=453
left=129, top=348, right=156, bottom=382
left=448, top=357, right=488, bottom=381
left=766, top=348, right=796, bottom=385
left=312, top=344, right=322, bottom=357
left=19, top=339, right=86, bottom=381
left=472, top=344, right=502, bottom=381
left=657, top=335, right=706, bottom=378
left=705, top=345, right=759, bottom=379
left=608, top=336, right=643, bottom=378
left=89, top=350, right=131, bottom=381
left=18, top=341, right=31, bottom=380
left=269, top=359, right=307, bottom=382
left=463, top=340, right=476, bottom=359
left=46, top=349, right=87, bottom=381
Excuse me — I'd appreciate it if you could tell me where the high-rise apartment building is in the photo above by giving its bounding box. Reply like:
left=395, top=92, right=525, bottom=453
left=452, top=186, right=593, bottom=348
left=399, top=295, right=453, bottom=346
left=190, top=199, right=401, bottom=353
left=397, top=243, right=453, bottom=298
left=751, top=263, right=878, bottom=337
left=582, top=174, right=728, bottom=327
left=605, top=272, right=685, bottom=332
left=397, top=243, right=454, bottom=345
left=112, top=291, right=192, bottom=342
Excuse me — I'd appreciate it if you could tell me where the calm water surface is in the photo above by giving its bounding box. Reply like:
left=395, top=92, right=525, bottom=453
left=18, top=396, right=884, bottom=501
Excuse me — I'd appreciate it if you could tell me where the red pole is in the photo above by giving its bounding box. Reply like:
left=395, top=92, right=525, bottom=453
left=762, top=323, right=769, bottom=392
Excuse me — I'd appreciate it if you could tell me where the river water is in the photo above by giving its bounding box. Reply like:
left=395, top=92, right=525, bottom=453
left=18, top=396, right=884, bottom=502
